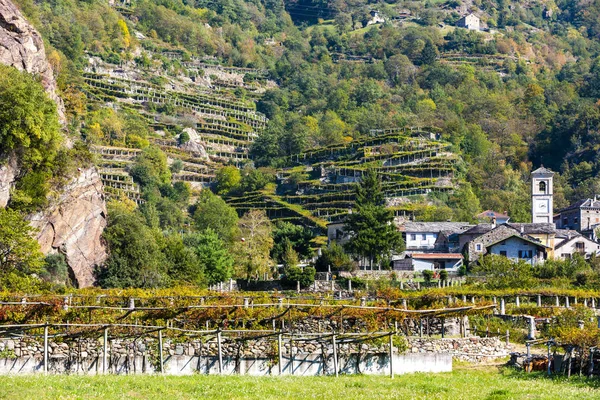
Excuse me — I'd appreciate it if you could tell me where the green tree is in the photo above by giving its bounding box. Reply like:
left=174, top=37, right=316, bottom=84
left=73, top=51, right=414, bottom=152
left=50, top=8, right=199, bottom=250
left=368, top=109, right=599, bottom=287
left=0, top=208, right=44, bottom=275
left=473, top=255, right=534, bottom=289
left=215, top=166, right=241, bottom=194
left=235, top=210, right=274, bottom=280
left=271, top=221, right=314, bottom=263
left=344, top=169, right=404, bottom=269
left=162, top=235, right=202, bottom=285
left=98, top=203, right=167, bottom=288
left=40, top=253, right=69, bottom=284
left=0, top=65, right=62, bottom=211
left=314, top=242, right=353, bottom=272
left=192, top=190, right=240, bottom=244
left=281, top=239, right=299, bottom=268
left=184, top=229, right=234, bottom=286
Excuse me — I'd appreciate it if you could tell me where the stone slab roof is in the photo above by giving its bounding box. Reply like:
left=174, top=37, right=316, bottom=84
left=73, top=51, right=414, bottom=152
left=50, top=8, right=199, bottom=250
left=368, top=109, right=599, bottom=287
left=402, top=222, right=472, bottom=234
left=506, top=223, right=556, bottom=234
left=532, top=166, right=554, bottom=175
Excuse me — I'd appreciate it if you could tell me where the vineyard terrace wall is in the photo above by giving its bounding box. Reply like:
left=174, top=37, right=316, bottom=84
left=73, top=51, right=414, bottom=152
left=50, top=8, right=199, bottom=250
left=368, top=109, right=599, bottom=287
left=0, top=334, right=509, bottom=375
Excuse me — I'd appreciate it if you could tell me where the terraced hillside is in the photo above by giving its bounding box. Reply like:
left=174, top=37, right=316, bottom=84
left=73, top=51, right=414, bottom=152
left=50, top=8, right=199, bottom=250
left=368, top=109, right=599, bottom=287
left=226, top=127, right=460, bottom=231
left=74, top=6, right=464, bottom=231
left=83, top=43, right=273, bottom=199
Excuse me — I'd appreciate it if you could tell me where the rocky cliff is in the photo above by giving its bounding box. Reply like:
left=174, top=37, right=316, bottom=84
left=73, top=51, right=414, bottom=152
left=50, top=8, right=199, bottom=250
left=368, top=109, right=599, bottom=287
left=0, top=0, right=65, bottom=121
left=0, top=0, right=107, bottom=287
left=28, top=168, right=108, bottom=288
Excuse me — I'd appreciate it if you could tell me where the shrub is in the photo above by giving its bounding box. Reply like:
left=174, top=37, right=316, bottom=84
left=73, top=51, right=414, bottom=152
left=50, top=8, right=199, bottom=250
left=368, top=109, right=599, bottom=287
left=283, top=266, right=316, bottom=288
left=422, top=270, right=434, bottom=283
left=439, top=270, right=448, bottom=282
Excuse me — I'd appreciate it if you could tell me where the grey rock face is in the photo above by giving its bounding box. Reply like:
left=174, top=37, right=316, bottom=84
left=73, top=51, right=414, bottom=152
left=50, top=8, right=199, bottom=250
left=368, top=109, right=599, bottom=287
left=29, top=168, right=108, bottom=287
left=0, top=0, right=65, bottom=121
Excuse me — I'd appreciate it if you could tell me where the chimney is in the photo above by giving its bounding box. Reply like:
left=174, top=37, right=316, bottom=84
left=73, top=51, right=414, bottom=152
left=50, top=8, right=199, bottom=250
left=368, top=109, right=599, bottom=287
left=520, top=225, right=524, bottom=234
left=491, top=216, right=497, bottom=229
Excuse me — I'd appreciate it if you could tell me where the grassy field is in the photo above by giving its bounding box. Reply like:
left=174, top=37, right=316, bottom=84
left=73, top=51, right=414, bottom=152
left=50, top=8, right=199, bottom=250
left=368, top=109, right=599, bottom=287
left=0, top=367, right=599, bottom=400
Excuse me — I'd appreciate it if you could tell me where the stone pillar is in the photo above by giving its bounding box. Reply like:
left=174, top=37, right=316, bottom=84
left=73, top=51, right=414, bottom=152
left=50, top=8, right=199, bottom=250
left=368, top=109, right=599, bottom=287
left=515, top=296, right=520, bottom=308
left=526, top=316, right=536, bottom=340
left=402, top=299, right=408, bottom=309
left=555, top=296, right=560, bottom=307
left=500, top=298, right=506, bottom=315
left=565, top=296, right=570, bottom=308
left=537, top=295, right=542, bottom=307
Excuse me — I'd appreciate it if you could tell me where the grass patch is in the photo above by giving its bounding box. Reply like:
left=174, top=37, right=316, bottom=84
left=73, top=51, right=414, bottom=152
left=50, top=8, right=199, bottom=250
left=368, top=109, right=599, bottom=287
left=1, top=367, right=600, bottom=399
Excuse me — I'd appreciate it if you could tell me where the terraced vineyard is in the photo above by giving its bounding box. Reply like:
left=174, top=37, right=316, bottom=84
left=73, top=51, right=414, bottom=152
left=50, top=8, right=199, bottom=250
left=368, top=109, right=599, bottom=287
left=79, top=21, right=461, bottom=231
left=226, top=127, right=460, bottom=231
left=83, top=42, right=273, bottom=198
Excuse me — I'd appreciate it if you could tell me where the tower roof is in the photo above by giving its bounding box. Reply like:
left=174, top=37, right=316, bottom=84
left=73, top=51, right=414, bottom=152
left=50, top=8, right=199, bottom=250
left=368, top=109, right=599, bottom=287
left=532, top=166, right=554, bottom=175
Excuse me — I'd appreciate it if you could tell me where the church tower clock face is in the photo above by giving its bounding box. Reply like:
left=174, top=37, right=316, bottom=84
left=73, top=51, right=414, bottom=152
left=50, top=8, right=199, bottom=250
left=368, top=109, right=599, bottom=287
left=534, top=199, right=549, bottom=212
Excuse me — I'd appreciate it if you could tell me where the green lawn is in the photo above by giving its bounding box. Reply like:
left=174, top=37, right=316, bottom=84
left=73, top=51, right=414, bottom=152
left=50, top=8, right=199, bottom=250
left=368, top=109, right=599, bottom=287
left=0, top=367, right=598, bottom=399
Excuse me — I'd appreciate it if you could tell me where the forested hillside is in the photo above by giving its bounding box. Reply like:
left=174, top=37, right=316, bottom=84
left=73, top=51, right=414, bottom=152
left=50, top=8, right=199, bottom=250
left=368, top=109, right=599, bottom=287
left=3, top=0, right=600, bottom=288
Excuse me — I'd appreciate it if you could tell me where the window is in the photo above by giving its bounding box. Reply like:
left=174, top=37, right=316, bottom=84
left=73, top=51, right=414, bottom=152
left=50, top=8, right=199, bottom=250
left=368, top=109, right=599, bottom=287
left=476, top=243, right=482, bottom=251
left=410, top=234, right=416, bottom=241
left=574, top=217, right=579, bottom=224
left=576, top=242, right=585, bottom=253
left=563, top=217, right=568, bottom=226
left=539, top=181, right=546, bottom=194
left=500, top=251, right=507, bottom=256
left=422, top=234, right=427, bottom=240
left=518, top=250, right=522, bottom=258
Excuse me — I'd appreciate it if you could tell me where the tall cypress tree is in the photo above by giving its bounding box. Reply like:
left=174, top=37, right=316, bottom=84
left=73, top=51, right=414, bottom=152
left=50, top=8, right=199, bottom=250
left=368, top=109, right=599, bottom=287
left=344, top=169, right=404, bottom=270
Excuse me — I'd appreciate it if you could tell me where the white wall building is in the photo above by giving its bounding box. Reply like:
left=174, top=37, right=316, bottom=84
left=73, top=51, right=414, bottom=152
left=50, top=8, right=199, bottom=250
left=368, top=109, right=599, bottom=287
left=456, top=13, right=480, bottom=30
left=531, top=166, right=554, bottom=224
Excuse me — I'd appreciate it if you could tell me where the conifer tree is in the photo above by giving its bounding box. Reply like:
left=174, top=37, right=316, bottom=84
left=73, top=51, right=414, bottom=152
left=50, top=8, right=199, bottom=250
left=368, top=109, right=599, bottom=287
left=344, top=169, right=404, bottom=270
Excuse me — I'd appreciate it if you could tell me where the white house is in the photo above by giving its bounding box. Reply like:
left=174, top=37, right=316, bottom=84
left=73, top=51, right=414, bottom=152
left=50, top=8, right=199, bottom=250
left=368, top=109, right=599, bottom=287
left=456, top=13, right=480, bottom=30
left=486, top=235, right=550, bottom=265
left=402, top=222, right=472, bottom=252
left=554, top=230, right=600, bottom=259
left=367, top=10, right=385, bottom=26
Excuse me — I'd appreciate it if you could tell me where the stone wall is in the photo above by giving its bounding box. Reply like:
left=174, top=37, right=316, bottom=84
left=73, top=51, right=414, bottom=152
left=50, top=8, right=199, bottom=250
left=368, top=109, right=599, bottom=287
left=0, top=336, right=453, bottom=376
left=406, top=337, right=510, bottom=362
left=0, top=331, right=508, bottom=375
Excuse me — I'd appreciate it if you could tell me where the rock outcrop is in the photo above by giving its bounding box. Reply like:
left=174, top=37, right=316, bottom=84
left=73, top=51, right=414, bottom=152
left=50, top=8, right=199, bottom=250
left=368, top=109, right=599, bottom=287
left=179, top=128, right=209, bottom=159
left=0, top=0, right=65, bottom=121
left=0, top=0, right=108, bottom=287
left=0, top=154, right=17, bottom=208
left=29, top=168, right=108, bottom=288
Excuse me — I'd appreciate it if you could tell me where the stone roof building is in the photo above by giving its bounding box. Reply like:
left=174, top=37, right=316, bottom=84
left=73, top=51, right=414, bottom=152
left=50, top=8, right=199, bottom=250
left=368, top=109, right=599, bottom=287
left=466, top=224, right=551, bottom=264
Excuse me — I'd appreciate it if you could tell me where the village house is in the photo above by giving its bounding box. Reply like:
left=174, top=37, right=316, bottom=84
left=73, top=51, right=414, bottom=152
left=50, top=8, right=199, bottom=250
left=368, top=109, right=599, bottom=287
left=367, top=10, right=385, bottom=26
left=465, top=224, right=551, bottom=265
left=554, top=229, right=600, bottom=259
left=456, top=13, right=480, bottom=30
left=402, top=222, right=472, bottom=252
left=555, top=196, right=600, bottom=236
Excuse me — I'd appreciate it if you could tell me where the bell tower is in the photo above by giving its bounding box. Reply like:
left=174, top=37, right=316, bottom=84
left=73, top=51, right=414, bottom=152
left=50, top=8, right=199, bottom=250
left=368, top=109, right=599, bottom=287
left=531, top=166, right=554, bottom=223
